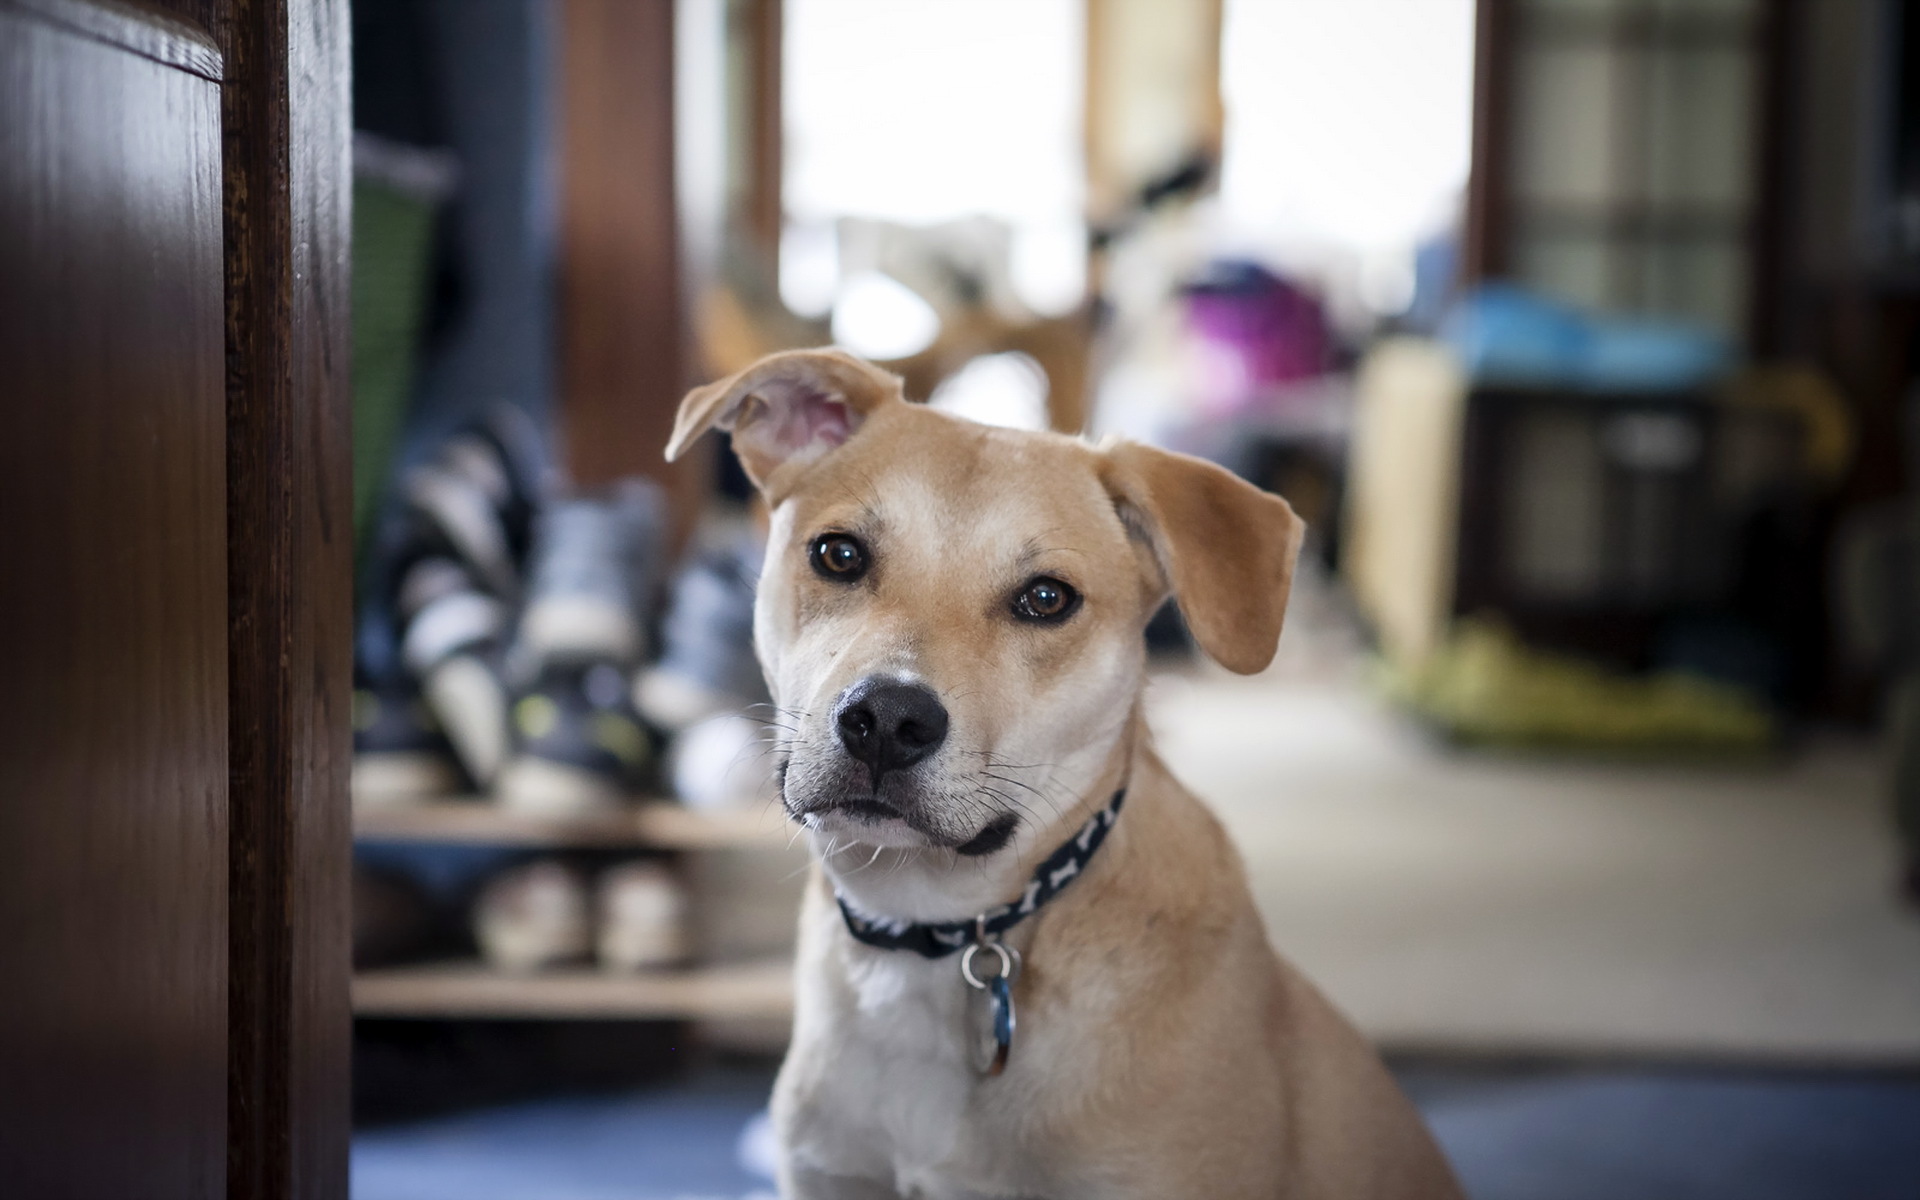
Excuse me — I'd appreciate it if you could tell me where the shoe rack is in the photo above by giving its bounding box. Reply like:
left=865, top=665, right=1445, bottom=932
left=351, top=794, right=797, bottom=1024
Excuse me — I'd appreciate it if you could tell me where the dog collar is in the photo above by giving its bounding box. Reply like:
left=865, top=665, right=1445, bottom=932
left=834, top=787, right=1127, bottom=959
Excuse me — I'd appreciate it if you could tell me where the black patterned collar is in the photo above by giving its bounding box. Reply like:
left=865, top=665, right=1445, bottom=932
left=834, top=788, right=1128, bottom=959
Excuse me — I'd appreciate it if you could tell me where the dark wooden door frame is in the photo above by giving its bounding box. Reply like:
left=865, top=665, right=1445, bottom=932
left=215, top=1, right=353, bottom=1197
left=0, top=0, right=352, bottom=1194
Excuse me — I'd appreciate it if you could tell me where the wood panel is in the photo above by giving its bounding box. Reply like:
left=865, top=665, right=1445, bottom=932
left=144, top=0, right=225, bottom=35
left=218, top=0, right=353, bottom=1197
left=4, top=0, right=221, bottom=74
left=1462, top=0, right=1517, bottom=283
left=740, top=0, right=784, bottom=256
left=0, top=5, right=228, bottom=1195
left=354, top=797, right=789, bottom=850
left=559, top=0, right=707, bottom=545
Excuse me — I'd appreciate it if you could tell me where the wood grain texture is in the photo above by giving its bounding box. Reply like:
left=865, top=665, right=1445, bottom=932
left=0, top=8, right=228, bottom=1195
left=559, top=0, right=705, bottom=541
left=0, top=0, right=223, bottom=78
left=218, top=0, right=353, bottom=1197
left=139, top=0, right=225, bottom=39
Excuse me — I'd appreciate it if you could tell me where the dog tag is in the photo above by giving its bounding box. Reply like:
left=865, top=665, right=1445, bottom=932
left=961, top=939, right=1018, bottom=1077
left=985, top=975, right=1014, bottom=1076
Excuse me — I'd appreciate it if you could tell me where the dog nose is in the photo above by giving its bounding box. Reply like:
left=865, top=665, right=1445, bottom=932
left=834, top=677, right=949, bottom=779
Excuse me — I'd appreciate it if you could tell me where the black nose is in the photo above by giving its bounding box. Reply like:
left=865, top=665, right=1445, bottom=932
left=834, top=677, right=949, bottom=781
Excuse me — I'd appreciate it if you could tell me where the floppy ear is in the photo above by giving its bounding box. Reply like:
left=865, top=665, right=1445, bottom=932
left=665, top=348, right=903, bottom=495
left=1101, top=441, right=1305, bottom=675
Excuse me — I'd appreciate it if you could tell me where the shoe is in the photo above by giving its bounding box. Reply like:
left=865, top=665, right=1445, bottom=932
left=633, top=528, right=770, bottom=732
left=514, top=480, right=667, bottom=668
left=497, top=661, right=658, bottom=815
left=596, top=860, right=690, bottom=970
left=472, top=859, right=592, bottom=972
left=398, top=556, right=513, bottom=791
left=352, top=667, right=464, bottom=806
left=354, top=407, right=548, bottom=801
left=495, top=480, right=668, bottom=814
left=401, top=403, right=551, bottom=599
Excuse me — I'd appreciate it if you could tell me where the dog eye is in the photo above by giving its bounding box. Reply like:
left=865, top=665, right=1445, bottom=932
left=1012, top=576, right=1079, bottom=623
left=810, top=532, right=869, bottom=581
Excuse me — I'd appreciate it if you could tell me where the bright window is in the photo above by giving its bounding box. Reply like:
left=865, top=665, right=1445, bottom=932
left=1218, top=0, right=1477, bottom=320
left=781, top=0, right=1086, bottom=320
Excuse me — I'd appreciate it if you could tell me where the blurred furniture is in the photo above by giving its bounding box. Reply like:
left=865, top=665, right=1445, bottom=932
left=350, top=797, right=799, bottom=1025
left=1836, top=393, right=1920, bottom=895
left=1346, top=339, right=1820, bottom=689
left=559, top=0, right=707, bottom=550
left=1084, top=0, right=1224, bottom=228
left=350, top=136, right=454, bottom=553
left=1465, top=0, right=1782, bottom=346
left=1344, top=342, right=1472, bottom=667
left=697, top=217, right=1099, bottom=433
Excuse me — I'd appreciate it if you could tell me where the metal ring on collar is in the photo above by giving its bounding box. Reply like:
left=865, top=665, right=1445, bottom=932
left=960, top=940, right=1019, bottom=989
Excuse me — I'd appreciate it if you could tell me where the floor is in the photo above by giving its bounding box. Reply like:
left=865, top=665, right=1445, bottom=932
left=352, top=1066, right=779, bottom=1200
left=352, top=1058, right=1920, bottom=1200
left=1139, top=561, right=1920, bottom=1064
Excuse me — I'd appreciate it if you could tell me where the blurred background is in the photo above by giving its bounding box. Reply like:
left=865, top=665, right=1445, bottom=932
left=341, top=1, right=1920, bottom=1197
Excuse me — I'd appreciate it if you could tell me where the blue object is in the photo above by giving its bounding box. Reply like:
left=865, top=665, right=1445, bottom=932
left=1441, top=284, right=1733, bottom=393
left=990, top=974, right=1014, bottom=1048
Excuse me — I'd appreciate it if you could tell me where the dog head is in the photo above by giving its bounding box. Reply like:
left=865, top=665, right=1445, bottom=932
left=668, top=349, right=1303, bottom=860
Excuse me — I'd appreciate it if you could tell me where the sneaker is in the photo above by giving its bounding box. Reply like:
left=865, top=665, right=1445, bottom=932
left=472, top=859, right=593, bottom=972
left=398, top=556, right=513, bottom=791
left=352, top=667, right=463, bottom=806
left=497, top=661, right=658, bottom=815
left=633, top=529, right=770, bottom=732
left=595, top=860, right=690, bottom=970
left=513, top=480, right=667, bottom=668
left=402, top=404, right=551, bottom=599
left=495, top=480, right=667, bottom=815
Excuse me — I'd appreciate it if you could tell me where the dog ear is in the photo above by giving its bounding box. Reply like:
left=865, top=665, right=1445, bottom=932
left=665, top=348, right=903, bottom=493
left=1101, top=440, right=1305, bottom=675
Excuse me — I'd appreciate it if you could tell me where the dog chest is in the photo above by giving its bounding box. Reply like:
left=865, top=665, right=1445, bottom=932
left=785, top=951, right=1069, bottom=1197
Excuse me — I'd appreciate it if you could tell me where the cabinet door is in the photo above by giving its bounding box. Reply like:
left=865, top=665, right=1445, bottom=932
left=0, top=4, right=228, bottom=1196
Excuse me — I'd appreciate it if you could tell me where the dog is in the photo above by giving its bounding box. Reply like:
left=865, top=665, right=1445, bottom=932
left=667, top=350, right=1463, bottom=1199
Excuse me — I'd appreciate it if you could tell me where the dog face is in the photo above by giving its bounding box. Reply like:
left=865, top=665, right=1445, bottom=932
left=747, top=406, right=1161, bottom=857
left=668, top=350, right=1303, bottom=858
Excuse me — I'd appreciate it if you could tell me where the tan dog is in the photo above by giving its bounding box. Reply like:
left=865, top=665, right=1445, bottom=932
left=668, top=350, right=1463, bottom=1200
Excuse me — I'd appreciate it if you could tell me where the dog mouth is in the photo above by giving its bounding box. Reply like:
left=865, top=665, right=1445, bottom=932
left=821, top=796, right=902, bottom=823
left=784, top=770, right=1021, bottom=857
left=796, top=783, right=917, bottom=831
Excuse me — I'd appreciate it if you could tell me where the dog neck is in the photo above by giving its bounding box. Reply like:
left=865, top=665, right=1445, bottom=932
left=816, top=707, right=1142, bottom=928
